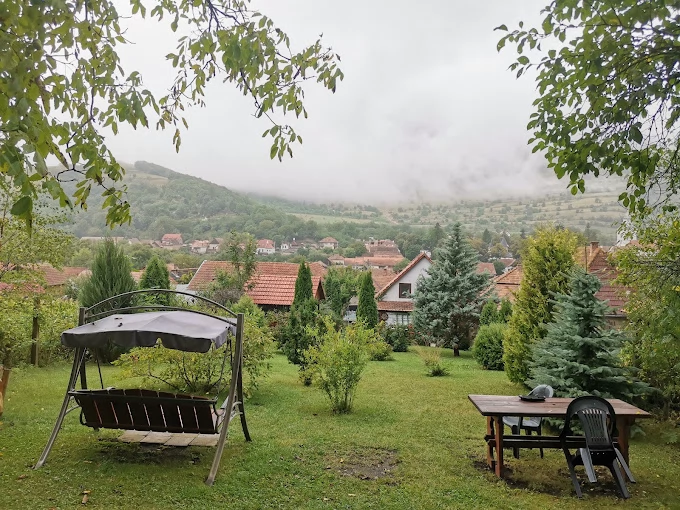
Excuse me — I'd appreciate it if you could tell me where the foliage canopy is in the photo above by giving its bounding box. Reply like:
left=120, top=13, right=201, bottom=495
left=498, top=1, right=680, bottom=218
left=1, top=0, right=342, bottom=226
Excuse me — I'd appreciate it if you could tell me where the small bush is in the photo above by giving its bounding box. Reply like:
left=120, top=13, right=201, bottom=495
left=473, top=323, right=506, bottom=371
left=115, top=313, right=274, bottom=396
left=479, top=300, right=498, bottom=326
left=415, top=347, right=449, bottom=377
left=380, top=324, right=413, bottom=352
left=304, top=317, right=372, bottom=413
left=368, top=339, right=393, bottom=361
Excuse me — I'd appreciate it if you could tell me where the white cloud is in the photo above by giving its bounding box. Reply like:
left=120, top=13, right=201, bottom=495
left=108, top=0, right=555, bottom=202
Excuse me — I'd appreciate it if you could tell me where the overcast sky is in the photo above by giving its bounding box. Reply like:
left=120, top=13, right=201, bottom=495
left=110, top=0, right=560, bottom=203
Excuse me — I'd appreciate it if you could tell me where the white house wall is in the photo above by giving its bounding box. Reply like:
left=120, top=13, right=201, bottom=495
left=381, top=257, right=431, bottom=301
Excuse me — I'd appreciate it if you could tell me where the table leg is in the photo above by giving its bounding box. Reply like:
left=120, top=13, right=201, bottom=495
left=615, top=416, right=631, bottom=465
left=493, top=416, right=504, bottom=478
left=486, top=417, right=495, bottom=470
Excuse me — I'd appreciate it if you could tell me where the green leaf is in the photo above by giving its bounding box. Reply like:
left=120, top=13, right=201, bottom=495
left=10, top=196, right=32, bottom=217
left=269, top=143, right=278, bottom=160
left=630, top=126, right=643, bottom=144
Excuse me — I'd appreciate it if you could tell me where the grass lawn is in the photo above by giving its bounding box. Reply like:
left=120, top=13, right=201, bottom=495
left=1, top=350, right=678, bottom=509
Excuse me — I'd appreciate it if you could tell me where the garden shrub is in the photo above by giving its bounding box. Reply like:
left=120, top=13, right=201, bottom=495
left=37, top=297, right=79, bottom=365
left=380, top=324, right=413, bottom=352
left=479, top=300, right=498, bottom=326
left=304, top=317, right=372, bottom=413
left=473, top=323, right=506, bottom=371
left=415, top=346, right=449, bottom=377
left=115, top=312, right=274, bottom=396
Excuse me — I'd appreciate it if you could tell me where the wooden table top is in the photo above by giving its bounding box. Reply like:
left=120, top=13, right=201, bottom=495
left=468, top=395, right=651, bottom=418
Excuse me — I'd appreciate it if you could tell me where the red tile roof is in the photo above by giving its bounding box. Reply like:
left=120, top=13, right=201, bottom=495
left=575, top=244, right=629, bottom=314
left=372, top=268, right=399, bottom=295
left=376, top=252, right=432, bottom=298
left=0, top=282, right=45, bottom=294
left=186, top=261, right=327, bottom=292
left=247, top=275, right=324, bottom=306
left=493, top=266, right=523, bottom=302
left=162, top=233, right=182, bottom=241
left=38, top=265, right=90, bottom=286
left=257, top=239, right=275, bottom=250
left=342, top=256, right=407, bottom=269
left=319, top=237, right=338, bottom=243
left=477, top=262, right=497, bottom=275
left=377, top=301, right=414, bottom=312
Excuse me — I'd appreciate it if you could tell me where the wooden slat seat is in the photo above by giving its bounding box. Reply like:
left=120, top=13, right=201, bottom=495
left=69, top=389, right=219, bottom=434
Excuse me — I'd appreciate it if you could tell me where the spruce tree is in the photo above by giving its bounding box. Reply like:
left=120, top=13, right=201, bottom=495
left=356, top=272, right=378, bottom=329
left=528, top=269, right=648, bottom=401
left=79, top=239, right=136, bottom=361
left=293, top=261, right=313, bottom=306
left=139, top=255, right=171, bottom=305
left=503, top=226, right=578, bottom=384
left=412, top=223, right=492, bottom=350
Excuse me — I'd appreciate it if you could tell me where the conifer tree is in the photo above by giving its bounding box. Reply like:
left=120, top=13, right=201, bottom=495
left=480, top=300, right=498, bottom=326
left=528, top=269, right=648, bottom=401
left=503, top=226, right=578, bottom=383
left=139, top=255, right=171, bottom=305
left=293, top=261, right=313, bottom=306
left=356, top=272, right=379, bottom=329
left=413, top=223, right=492, bottom=350
left=79, top=239, right=136, bottom=362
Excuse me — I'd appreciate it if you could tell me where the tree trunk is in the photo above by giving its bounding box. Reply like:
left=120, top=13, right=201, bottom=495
left=453, top=344, right=460, bottom=357
left=0, top=366, right=10, bottom=417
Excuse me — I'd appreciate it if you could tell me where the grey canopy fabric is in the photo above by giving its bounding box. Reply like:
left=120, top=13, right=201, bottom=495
left=61, top=311, right=236, bottom=353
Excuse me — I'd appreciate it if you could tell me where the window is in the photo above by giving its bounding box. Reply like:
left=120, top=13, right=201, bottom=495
left=398, top=283, right=412, bottom=298
left=396, top=313, right=411, bottom=325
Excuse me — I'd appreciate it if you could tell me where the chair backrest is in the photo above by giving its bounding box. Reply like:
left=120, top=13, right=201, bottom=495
left=562, top=396, right=617, bottom=449
left=530, top=384, right=554, bottom=398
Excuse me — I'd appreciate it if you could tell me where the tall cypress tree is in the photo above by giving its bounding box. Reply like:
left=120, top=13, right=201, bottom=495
left=356, top=272, right=378, bottom=329
left=503, top=226, right=578, bottom=383
left=528, top=269, right=648, bottom=401
left=413, top=223, right=492, bottom=350
left=79, top=239, right=136, bottom=361
left=293, top=261, right=313, bottom=306
left=139, top=255, right=171, bottom=305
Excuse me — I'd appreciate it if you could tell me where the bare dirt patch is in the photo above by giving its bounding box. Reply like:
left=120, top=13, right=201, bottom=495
left=326, top=447, right=399, bottom=481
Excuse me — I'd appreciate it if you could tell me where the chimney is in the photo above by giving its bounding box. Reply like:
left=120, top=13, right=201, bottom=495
left=590, top=241, right=599, bottom=251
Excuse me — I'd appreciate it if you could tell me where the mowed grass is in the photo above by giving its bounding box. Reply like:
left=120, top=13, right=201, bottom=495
left=1, top=350, right=678, bottom=509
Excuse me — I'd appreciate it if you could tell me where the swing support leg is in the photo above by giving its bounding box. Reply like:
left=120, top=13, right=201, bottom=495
left=206, top=313, right=245, bottom=486
left=35, top=347, right=85, bottom=469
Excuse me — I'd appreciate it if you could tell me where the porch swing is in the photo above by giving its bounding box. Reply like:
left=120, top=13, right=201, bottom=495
left=34, top=289, right=251, bottom=486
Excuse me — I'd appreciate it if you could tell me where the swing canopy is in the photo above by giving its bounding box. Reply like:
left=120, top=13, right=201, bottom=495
left=61, top=310, right=237, bottom=353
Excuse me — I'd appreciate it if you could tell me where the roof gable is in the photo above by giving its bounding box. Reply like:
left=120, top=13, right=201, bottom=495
left=376, top=252, right=432, bottom=298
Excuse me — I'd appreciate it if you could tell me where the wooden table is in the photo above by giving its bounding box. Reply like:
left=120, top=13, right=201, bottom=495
left=468, top=395, right=651, bottom=478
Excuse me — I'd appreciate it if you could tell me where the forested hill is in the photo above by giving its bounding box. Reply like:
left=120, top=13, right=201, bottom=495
left=62, top=161, right=402, bottom=244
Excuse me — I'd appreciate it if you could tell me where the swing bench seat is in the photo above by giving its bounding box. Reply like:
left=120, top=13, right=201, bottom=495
left=69, top=388, right=233, bottom=435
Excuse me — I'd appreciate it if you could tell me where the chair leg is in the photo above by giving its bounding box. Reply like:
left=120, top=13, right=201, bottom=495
left=563, top=447, right=582, bottom=498
left=579, top=448, right=598, bottom=483
left=512, top=425, right=520, bottom=459
left=610, top=460, right=631, bottom=499
left=614, top=448, right=636, bottom=483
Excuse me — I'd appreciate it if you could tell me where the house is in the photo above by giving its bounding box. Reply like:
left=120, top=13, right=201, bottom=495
left=190, top=240, right=210, bottom=254
left=493, top=266, right=523, bottom=302
left=476, top=262, right=497, bottom=276
left=575, top=241, right=630, bottom=327
left=186, top=261, right=327, bottom=310
left=161, top=233, right=183, bottom=246
left=374, top=252, right=432, bottom=325
left=365, top=239, right=402, bottom=257
left=327, top=254, right=345, bottom=266
left=319, top=237, right=339, bottom=250
left=256, top=239, right=275, bottom=255
left=341, top=256, right=406, bottom=271
left=279, top=242, right=290, bottom=251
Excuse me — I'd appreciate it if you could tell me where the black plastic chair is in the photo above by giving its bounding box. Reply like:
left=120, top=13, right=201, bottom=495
left=503, top=384, right=554, bottom=459
left=560, top=395, right=635, bottom=499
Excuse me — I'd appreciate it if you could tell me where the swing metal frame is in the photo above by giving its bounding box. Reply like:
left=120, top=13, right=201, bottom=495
left=34, top=289, right=251, bottom=486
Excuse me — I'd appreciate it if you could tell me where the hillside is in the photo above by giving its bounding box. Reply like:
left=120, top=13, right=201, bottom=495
left=61, top=161, right=627, bottom=246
